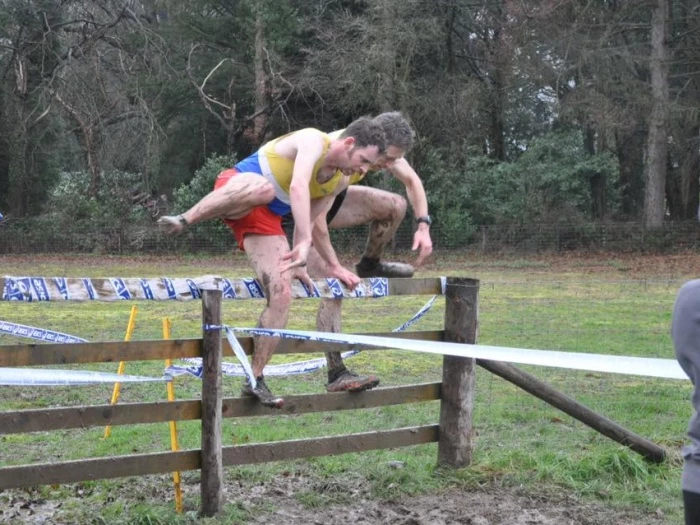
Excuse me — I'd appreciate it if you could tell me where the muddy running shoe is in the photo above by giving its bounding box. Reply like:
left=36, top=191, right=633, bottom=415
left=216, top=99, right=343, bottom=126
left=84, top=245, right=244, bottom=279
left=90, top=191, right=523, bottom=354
left=355, top=257, right=415, bottom=278
left=157, top=214, right=188, bottom=235
left=326, top=370, right=380, bottom=393
left=241, top=376, right=284, bottom=409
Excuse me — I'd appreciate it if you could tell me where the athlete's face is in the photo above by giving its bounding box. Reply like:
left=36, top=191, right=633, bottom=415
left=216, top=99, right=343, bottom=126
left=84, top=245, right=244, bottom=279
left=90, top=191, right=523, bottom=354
left=374, top=145, right=405, bottom=169
left=341, top=143, right=381, bottom=176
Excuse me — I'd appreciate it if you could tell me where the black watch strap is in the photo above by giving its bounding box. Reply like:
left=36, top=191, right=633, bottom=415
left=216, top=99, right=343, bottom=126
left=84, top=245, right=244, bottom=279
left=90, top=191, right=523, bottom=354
left=416, top=215, right=432, bottom=226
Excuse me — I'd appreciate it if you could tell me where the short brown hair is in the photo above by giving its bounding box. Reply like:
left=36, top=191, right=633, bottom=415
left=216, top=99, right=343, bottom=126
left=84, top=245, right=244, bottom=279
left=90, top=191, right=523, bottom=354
left=340, top=116, right=387, bottom=154
left=374, top=111, right=415, bottom=152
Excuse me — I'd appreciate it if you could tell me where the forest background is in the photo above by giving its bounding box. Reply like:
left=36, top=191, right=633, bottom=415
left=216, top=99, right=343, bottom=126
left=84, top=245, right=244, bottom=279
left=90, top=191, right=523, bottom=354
left=0, top=0, right=698, bottom=255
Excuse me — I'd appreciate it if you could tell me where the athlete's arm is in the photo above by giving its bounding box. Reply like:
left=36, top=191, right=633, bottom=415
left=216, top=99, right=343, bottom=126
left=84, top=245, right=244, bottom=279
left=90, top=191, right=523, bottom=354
left=279, top=130, right=326, bottom=272
left=309, top=197, right=360, bottom=289
left=388, top=158, right=433, bottom=266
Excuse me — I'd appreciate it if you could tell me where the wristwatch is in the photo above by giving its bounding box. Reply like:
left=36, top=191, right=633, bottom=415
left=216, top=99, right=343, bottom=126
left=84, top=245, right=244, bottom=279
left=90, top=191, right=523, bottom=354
left=415, top=215, right=432, bottom=226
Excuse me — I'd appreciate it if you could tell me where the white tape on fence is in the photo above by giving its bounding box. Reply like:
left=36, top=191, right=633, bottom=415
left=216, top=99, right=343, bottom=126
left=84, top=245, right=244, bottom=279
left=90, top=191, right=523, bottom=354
left=0, top=368, right=170, bottom=386
left=233, top=328, right=688, bottom=380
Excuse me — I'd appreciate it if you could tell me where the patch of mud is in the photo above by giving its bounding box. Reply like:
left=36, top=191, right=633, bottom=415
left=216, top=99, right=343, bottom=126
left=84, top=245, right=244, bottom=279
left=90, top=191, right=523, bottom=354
left=235, top=478, right=668, bottom=525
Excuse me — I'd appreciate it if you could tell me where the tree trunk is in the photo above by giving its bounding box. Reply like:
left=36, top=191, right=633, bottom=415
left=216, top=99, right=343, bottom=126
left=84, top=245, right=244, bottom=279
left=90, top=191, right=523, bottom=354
left=666, top=123, right=699, bottom=220
left=616, top=124, right=646, bottom=219
left=642, top=0, right=670, bottom=228
left=251, top=5, right=270, bottom=147
left=85, top=126, right=101, bottom=197
left=585, top=126, right=606, bottom=218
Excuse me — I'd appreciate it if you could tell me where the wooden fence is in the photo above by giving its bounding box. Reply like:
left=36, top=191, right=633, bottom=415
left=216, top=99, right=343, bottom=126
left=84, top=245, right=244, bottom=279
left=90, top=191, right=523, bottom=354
left=0, top=277, right=478, bottom=516
left=0, top=275, right=666, bottom=517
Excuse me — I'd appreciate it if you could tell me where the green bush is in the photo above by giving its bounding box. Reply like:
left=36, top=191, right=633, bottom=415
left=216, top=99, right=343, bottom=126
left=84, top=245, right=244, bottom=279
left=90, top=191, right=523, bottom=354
left=28, top=170, right=154, bottom=253
left=414, top=130, right=619, bottom=241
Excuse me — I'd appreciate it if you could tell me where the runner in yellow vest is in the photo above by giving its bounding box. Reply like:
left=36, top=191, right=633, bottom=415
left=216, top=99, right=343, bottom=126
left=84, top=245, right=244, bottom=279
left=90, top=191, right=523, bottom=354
left=158, top=116, right=387, bottom=407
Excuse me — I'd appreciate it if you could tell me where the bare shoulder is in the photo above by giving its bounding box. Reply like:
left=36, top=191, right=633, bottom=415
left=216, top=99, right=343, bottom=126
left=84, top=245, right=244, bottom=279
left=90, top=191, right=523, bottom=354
left=287, top=128, right=326, bottom=148
left=275, top=128, right=326, bottom=159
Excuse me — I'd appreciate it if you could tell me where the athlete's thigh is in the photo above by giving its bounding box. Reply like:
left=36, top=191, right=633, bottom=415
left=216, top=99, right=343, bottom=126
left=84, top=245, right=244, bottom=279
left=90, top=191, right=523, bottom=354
left=218, top=172, right=275, bottom=219
left=328, top=185, right=401, bottom=229
left=243, top=234, right=290, bottom=294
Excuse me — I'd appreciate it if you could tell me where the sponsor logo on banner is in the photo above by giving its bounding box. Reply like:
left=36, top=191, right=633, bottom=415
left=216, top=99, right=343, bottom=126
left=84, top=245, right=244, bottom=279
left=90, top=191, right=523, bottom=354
left=81, top=278, right=97, bottom=300
left=3, top=278, right=24, bottom=301
left=53, top=278, right=69, bottom=300
left=185, top=279, right=201, bottom=299
left=30, top=278, right=51, bottom=301
left=369, top=278, right=389, bottom=297
left=139, top=279, right=155, bottom=300
left=243, top=279, right=264, bottom=298
left=110, top=278, right=132, bottom=300
left=222, top=279, right=236, bottom=299
left=0, top=320, right=88, bottom=343
left=302, top=281, right=320, bottom=297
left=162, top=278, right=177, bottom=299
left=326, top=278, right=345, bottom=298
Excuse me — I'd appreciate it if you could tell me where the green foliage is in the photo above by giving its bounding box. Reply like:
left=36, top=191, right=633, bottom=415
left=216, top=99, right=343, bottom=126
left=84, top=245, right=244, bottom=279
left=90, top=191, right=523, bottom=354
left=414, top=130, right=619, bottom=247
left=18, top=170, right=154, bottom=252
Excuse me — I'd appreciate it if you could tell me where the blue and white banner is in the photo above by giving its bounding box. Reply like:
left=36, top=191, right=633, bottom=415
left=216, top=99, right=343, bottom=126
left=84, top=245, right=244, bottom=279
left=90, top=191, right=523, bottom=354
left=231, top=327, right=688, bottom=381
left=0, top=320, right=87, bottom=344
left=2, top=275, right=391, bottom=302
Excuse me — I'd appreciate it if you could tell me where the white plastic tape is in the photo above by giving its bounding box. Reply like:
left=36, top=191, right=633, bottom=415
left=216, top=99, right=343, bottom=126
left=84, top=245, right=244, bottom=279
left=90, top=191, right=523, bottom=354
left=232, top=328, right=687, bottom=380
left=0, top=367, right=170, bottom=386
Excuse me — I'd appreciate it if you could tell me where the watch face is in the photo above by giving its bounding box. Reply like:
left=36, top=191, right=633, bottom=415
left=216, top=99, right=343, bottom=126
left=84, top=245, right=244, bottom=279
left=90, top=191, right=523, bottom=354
left=417, top=216, right=431, bottom=225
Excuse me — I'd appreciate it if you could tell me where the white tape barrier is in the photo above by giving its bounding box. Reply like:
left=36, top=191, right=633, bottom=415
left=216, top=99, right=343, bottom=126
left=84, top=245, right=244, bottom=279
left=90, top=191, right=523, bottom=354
left=0, top=368, right=170, bottom=386
left=166, top=296, right=438, bottom=379
left=0, top=296, right=438, bottom=384
left=232, top=328, right=688, bottom=381
left=2, top=275, right=392, bottom=302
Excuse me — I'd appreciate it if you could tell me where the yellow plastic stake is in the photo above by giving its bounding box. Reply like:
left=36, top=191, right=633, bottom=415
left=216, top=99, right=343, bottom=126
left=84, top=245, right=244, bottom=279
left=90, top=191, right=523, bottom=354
left=103, top=305, right=138, bottom=439
left=163, top=317, right=183, bottom=513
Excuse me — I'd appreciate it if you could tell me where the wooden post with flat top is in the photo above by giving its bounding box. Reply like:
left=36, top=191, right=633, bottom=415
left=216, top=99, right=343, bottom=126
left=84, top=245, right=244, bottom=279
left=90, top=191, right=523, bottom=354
left=200, top=289, right=223, bottom=516
left=438, top=277, right=479, bottom=468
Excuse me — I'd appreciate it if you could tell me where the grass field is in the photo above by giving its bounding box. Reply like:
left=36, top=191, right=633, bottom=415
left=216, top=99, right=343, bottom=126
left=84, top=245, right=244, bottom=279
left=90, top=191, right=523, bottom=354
left=0, top=251, right=697, bottom=524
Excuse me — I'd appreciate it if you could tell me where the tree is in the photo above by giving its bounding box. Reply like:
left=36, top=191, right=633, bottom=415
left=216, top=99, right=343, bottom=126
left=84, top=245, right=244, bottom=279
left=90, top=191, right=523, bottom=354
left=642, top=0, right=670, bottom=228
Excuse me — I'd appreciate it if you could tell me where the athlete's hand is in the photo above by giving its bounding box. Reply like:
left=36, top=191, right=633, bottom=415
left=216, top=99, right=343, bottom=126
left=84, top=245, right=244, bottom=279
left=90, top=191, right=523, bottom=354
left=281, top=241, right=311, bottom=273
left=327, top=264, right=361, bottom=290
left=291, top=266, right=315, bottom=292
left=412, top=228, right=433, bottom=267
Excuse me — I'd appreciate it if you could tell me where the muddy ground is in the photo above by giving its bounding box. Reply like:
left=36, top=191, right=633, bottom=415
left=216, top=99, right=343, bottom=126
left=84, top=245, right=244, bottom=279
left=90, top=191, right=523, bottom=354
left=1, top=472, right=673, bottom=524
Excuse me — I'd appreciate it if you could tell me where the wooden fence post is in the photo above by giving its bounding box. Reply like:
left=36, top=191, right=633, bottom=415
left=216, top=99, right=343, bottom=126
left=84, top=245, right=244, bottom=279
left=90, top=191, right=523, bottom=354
left=200, top=289, right=223, bottom=516
left=438, top=277, right=479, bottom=468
